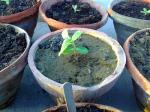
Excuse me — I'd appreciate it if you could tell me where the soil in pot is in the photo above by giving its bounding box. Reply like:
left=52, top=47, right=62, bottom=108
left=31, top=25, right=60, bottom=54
left=0, top=25, right=26, bottom=71
left=45, top=104, right=116, bottom=112
left=0, top=0, right=36, bottom=16
left=35, top=33, right=117, bottom=87
left=129, top=31, right=150, bottom=81
left=112, top=1, right=150, bottom=20
left=45, top=1, right=102, bottom=24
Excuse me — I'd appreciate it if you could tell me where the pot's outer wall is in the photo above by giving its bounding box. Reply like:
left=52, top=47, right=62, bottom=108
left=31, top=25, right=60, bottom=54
left=39, top=0, right=108, bottom=30
left=0, top=24, right=30, bottom=108
left=0, top=0, right=41, bottom=37
left=28, top=28, right=126, bottom=104
left=108, top=0, right=150, bottom=46
left=124, top=28, right=150, bottom=111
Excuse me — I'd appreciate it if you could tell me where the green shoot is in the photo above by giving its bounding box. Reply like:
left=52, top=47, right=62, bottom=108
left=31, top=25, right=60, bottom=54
left=59, top=29, right=89, bottom=56
left=1, top=0, right=10, bottom=5
left=72, top=5, right=80, bottom=13
left=140, top=8, right=150, bottom=15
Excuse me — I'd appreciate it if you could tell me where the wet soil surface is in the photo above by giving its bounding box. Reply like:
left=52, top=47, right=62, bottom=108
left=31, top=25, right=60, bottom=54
left=0, top=0, right=36, bottom=16
left=46, top=1, right=102, bottom=24
left=46, top=104, right=113, bottom=112
left=113, top=1, right=150, bottom=20
left=0, top=25, right=26, bottom=71
left=35, top=33, right=117, bottom=87
left=130, top=31, right=150, bottom=81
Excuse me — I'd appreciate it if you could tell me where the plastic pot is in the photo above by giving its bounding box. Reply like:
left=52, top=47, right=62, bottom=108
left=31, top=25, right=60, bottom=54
left=124, top=28, right=150, bottom=111
left=43, top=103, right=122, bottom=112
left=39, top=0, right=108, bottom=31
left=108, top=0, right=150, bottom=46
left=0, top=0, right=41, bottom=37
left=0, top=24, right=30, bottom=108
left=28, top=28, right=126, bottom=104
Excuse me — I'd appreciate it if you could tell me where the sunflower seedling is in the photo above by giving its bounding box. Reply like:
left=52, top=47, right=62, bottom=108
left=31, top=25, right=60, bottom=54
left=140, top=8, right=150, bottom=15
left=72, top=5, right=80, bottom=13
left=59, top=29, right=89, bottom=56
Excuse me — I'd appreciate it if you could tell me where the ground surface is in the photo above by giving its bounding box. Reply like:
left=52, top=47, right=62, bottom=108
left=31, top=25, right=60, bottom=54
left=1, top=0, right=141, bottom=112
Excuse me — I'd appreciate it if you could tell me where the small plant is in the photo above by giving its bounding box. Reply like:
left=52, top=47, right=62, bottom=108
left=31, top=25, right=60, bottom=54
left=140, top=8, right=150, bottom=15
left=72, top=5, right=80, bottom=13
left=1, top=0, right=10, bottom=5
left=59, top=29, right=89, bottom=56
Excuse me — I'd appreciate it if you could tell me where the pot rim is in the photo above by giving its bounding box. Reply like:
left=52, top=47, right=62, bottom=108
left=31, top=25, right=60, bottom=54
left=108, top=0, right=150, bottom=29
left=0, top=23, right=30, bottom=73
left=0, top=0, right=41, bottom=23
left=28, top=28, right=126, bottom=91
left=42, top=103, right=122, bottom=112
left=39, top=0, right=108, bottom=29
left=124, top=28, right=150, bottom=95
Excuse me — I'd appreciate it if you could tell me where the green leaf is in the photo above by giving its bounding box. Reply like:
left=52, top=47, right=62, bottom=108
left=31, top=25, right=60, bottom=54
left=1, top=0, right=10, bottom=5
left=62, top=29, right=70, bottom=39
left=71, top=31, right=83, bottom=42
left=76, top=47, right=89, bottom=55
left=62, top=47, right=75, bottom=55
left=58, top=39, right=73, bottom=56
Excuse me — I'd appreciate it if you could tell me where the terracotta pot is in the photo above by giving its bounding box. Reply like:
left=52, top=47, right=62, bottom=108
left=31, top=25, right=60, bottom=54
left=108, top=0, right=150, bottom=46
left=0, top=0, right=41, bottom=37
left=43, top=103, right=122, bottom=112
left=39, top=0, right=108, bottom=31
left=28, top=28, right=126, bottom=104
left=0, top=24, right=30, bottom=108
left=124, top=28, right=150, bottom=111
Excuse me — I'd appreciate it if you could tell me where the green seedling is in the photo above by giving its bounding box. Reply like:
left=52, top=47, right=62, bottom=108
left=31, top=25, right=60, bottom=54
left=1, top=0, right=10, bottom=5
left=72, top=5, right=80, bottom=13
left=59, top=29, right=89, bottom=56
left=140, top=8, right=150, bottom=15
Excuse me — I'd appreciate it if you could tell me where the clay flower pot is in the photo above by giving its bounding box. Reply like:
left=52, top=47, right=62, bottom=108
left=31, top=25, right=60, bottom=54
left=28, top=28, right=126, bottom=104
left=39, top=0, right=108, bottom=31
left=0, top=24, right=30, bottom=108
left=0, top=0, right=41, bottom=37
left=43, top=103, right=122, bottom=112
left=108, top=0, right=150, bottom=46
left=124, top=28, right=150, bottom=111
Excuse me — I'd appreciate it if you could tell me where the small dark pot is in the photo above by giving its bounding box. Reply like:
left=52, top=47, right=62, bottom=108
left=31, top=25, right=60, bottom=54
left=0, top=0, right=41, bottom=37
left=0, top=24, right=30, bottom=109
left=108, top=0, right=150, bottom=46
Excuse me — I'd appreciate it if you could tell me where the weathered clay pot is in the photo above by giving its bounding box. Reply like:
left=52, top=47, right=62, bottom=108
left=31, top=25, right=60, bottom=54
left=28, top=28, right=126, bottom=104
left=108, top=0, right=150, bottom=46
left=43, top=103, right=122, bottom=112
left=0, top=0, right=41, bottom=37
left=124, top=28, right=150, bottom=111
left=39, top=0, right=108, bottom=31
left=0, top=24, right=30, bottom=108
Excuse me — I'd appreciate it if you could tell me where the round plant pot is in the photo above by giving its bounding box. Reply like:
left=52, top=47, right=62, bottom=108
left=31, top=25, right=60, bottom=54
left=0, top=24, right=30, bottom=108
left=124, top=28, right=150, bottom=111
left=0, top=0, right=41, bottom=37
left=43, top=103, right=122, bottom=112
left=39, top=0, right=108, bottom=31
left=108, top=0, right=150, bottom=46
left=28, top=28, right=126, bottom=104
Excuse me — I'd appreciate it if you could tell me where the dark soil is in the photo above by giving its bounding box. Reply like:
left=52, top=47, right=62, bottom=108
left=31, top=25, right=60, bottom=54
left=113, top=1, right=150, bottom=20
left=0, top=0, right=36, bottom=16
left=46, top=1, right=102, bottom=24
left=130, top=31, right=150, bottom=81
left=45, top=104, right=114, bottom=112
left=0, top=25, right=26, bottom=71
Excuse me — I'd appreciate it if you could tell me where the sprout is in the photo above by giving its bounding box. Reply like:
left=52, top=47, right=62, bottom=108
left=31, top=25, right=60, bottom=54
left=1, top=0, right=10, bottom=5
left=59, top=29, right=89, bottom=56
left=72, top=5, right=80, bottom=13
left=140, top=8, right=150, bottom=15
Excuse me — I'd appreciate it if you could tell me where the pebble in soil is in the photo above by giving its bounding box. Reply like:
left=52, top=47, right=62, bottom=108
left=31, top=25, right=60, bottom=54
left=45, top=104, right=113, bottom=112
left=113, top=1, right=150, bottom=20
left=35, top=33, right=117, bottom=87
left=0, top=25, right=26, bottom=71
left=130, top=31, right=150, bottom=81
left=0, top=0, right=36, bottom=16
left=46, top=1, right=102, bottom=24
